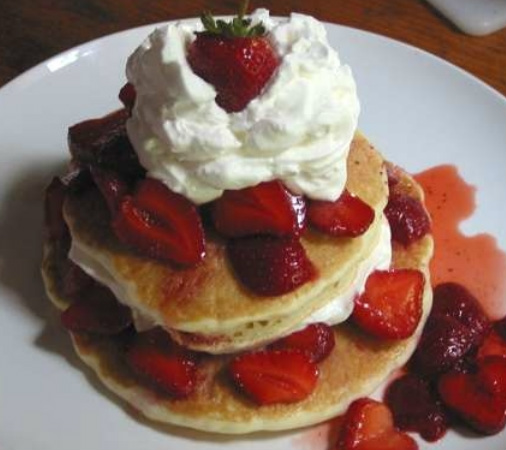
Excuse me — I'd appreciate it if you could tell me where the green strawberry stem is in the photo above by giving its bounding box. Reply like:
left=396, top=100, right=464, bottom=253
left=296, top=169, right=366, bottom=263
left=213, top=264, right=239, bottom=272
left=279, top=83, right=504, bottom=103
left=239, top=0, right=250, bottom=20
left=199, top=0, right=265, bottom=38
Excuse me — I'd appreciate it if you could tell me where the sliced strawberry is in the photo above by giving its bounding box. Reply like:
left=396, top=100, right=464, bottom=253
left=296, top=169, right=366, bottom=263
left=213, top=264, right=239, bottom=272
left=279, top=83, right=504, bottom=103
left=126, top=329, right=198, bottom=398
left=61, top=284, right=132, bottom=335
left=336, top=398, right=418, bottom=450
left=61, top=259, right=94, bottom=300
left=270, top=323, right=335, bottom=363
left=385, top=373, right=449, bottom=442
left=495, top=316, right=506, bottom=340
left=385, top=192, right=431, bottom=246
left=229, top=349, right=318, bottom=405
left=90, top=167, right=128, bottom=214
left=477, top=329, right=506, bottom=361
left=44, top=177, right=69, bottom=241
left=212, top=181, right=304, bottom=237
left=411, top=315, right=475, bottom=377
left=187, top=13, right=279, bottom=112
left=119, top=82, right=136, bottom=110
left=227, top=235, right=315, bottom=296
left=438, top=356, right=506, bottom=435
left=68, top=108, right=143, bottom=179
left=431, top=282, right=490, bottom=348
left=112, top=178, right=205, bottom=266
left=352, top=269, right=424, bottom=339
left=411, top=282, right=490, bottom=377
left=307, top=190, right=375, bottom=238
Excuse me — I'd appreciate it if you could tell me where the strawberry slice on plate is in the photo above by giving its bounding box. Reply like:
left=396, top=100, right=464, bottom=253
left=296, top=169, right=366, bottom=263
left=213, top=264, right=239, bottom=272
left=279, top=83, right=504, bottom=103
left=187, top=11, right=279, bottom=112
left=212, top=180, right=305, bottom=237
left=336, top=398, right=418, bottom=450
left=307, top=189, right=375, bottom=238
left=229, top=349, right=319, bottom=405
left=126, top=329, right=198, bottom=398
left=270, top=323, right=335, bottom=363
left=112, top=178, right=205, bottom=266
left=438, top=356, right=506, bottom=435
left=352, top=269, right=425, bottom=339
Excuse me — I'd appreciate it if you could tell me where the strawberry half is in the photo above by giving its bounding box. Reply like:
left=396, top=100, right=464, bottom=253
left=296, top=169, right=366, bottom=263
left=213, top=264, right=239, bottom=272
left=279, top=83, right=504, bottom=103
left=385, top=192, right=431, bottom=246
left=336, top=398, right=418, bottom=450
left=126, top=329, right=198, bottom=398
left=307, top=189, right=375, bottom=238
left=438, top=356, right=506, bottom=435
left=61, top=283, right=132, bottom=335
left=385, top=373, right=449, bottom=442
left=270, top=323, right=335, bottom=363
left=229, top=349, right=318, bottom=405
left=352, top=269, right=425, bottom=339
left=212, top=181, right=305, bottom=237
left=227, top=235, right=315, bottom=296
left=431, top=282, right=490, bottom=348
left=187, top=12, right=279, bottom=112
left=112, top=178, right=205, bottom=266
left=90, top=167, right=128, bottom=215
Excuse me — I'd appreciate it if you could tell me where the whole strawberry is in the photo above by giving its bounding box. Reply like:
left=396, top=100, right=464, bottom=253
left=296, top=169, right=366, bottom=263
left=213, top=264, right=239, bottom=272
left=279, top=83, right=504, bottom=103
left=187, top=7, right=279, bottom=112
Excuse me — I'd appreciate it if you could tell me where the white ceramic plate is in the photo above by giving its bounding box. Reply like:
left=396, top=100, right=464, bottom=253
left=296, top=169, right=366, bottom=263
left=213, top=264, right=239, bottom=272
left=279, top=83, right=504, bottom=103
left=0, top=20, right=505, bottom=450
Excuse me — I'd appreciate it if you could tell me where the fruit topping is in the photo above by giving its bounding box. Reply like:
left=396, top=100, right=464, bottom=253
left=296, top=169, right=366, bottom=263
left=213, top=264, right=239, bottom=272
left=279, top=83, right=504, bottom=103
left=119, top=82, right=136, bottom=109
left=270, top=323, right=335, bottom=363
left=431, top=282, right=490, bottom=347
left=477, top=329, right=506, bottom=361
left=90, top=167, right=128, bottom=215
left=187, top=8, right=279, bottom=112
left=335, top=398, right=418, bottom=450
left=411, top=282, right=490, bottom=376
left=438, top=356, right=506, bottom=435
left=68, top=109, right=143, bottom=180
left=229, top=349, right=318, bottom=405
left=411, top=315, right=474, bottom=377
left=61, top=258, right=94, bottom=300
left=385, top=192, right=431, bottom=246
left=61, top=283, right=132, bottom=335
left=352, top=269, right=425, bottom=339
left=307, top=189, right=375, bottom=238
left=112, top=178, right=205, bottom=266
left=44, top=176, right=69, bottom=241
left=212, top=180, right=305, bottom=237
left=126, top=329, right=198, bottom=398
left=495, top=316, right=506, bottom=340
left=227, top=235, right=315, bottom=296
left=385, top=373, right=449, bottom=442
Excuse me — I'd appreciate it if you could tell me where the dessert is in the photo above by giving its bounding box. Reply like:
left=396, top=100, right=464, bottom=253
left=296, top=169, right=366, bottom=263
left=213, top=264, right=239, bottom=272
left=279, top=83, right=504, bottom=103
left=41, top=8, right=434, bottom=434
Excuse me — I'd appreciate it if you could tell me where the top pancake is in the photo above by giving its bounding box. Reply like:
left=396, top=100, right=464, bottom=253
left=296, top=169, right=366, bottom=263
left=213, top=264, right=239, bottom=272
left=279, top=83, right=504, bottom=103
left=63, top=134, right=388, bottom=341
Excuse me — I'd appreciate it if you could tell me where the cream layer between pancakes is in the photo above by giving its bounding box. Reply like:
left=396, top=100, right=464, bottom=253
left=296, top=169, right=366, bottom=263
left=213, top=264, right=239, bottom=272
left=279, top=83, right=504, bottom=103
left=68, top=216, right=391, bottom=353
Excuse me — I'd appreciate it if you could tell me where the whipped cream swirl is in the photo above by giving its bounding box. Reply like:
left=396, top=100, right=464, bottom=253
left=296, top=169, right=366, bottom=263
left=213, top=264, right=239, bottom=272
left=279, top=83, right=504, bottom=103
left=126, top=9, right=360, bottom=204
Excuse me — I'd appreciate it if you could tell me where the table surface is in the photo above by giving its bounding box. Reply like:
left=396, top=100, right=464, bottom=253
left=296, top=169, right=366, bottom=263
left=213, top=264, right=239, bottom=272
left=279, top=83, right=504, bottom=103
left=1, top=0, right=505, bottom=97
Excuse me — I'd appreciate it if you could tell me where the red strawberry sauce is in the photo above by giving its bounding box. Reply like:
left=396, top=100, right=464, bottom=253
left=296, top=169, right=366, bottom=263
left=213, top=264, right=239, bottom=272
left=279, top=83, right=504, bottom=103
left=293, top=164, right=506, bottom=449
left=414, top=165, right=506, bottom=320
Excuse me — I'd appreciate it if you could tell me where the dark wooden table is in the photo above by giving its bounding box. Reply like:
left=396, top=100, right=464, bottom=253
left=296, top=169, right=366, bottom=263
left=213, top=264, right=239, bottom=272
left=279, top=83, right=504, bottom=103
left=1, top=0, right=505, bottom=97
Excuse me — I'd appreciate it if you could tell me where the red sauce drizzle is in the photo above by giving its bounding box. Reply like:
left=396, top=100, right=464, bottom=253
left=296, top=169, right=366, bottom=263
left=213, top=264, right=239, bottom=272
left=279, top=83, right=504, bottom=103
left=414, top=164, right=506, bottom=319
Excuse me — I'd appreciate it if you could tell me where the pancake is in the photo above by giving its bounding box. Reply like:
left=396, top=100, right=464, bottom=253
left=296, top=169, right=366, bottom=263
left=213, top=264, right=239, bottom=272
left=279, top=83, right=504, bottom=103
left=61, top=133, right=390, bottom=353
left=41, top=159, right=434, bottom=433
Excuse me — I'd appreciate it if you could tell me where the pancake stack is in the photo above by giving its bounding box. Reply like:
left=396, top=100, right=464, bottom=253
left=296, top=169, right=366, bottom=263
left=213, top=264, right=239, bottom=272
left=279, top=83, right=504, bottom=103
left=42, top=124, right=433, bottom=432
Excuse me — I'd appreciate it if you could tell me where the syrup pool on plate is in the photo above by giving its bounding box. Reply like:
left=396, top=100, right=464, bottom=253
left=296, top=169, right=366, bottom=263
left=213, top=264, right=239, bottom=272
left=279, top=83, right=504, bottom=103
left=293, top=163, right=506, bottom=450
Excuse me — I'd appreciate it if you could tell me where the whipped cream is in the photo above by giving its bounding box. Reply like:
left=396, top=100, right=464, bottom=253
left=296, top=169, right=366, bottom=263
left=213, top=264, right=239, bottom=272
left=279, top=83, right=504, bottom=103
left=300, top=217, right=392, bottom=327
left=68, top=217, right=391, bottom=338
left=126, top=9, right=360, bottom=204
